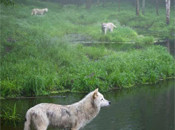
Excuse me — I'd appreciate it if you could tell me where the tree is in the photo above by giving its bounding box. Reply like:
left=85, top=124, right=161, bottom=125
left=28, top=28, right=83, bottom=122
left=118, top=0, right=120, bottom=12
left=165, top=0, right=171, bottom=25
left=142, top=0, right=145, bottom=15
left=136, top=0, right=140, bottom=16
left=155, top=0, right=159, bottom=15
left=97, top=0, right=100, bottom=5
left=86, top=0, right=92, bottom=9
left=0, top=0, right=14, bottom=6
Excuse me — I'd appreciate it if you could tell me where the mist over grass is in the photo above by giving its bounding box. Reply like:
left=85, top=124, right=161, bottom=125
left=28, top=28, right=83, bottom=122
left=0, top=0, right=175, bottom=97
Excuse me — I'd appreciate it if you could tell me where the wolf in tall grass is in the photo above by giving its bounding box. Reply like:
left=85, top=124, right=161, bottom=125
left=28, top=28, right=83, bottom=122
left=101, top=22, right=117, bottom=34
left=31, top=8, right=48, bottom=15
left=24, top=88, right=111, bottom=130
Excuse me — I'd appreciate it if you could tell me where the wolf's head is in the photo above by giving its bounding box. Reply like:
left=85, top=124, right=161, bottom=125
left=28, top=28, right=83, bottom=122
left=92, top=88, right=111, bottom=107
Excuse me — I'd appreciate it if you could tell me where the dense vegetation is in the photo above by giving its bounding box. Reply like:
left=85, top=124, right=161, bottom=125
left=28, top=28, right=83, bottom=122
left=0, top=103, right=21, bottom=122
left=0, top=0, right=175, bottom=97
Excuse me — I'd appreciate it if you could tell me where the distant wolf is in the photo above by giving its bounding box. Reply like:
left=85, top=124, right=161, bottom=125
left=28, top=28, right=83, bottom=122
left=24, top=88, right=111, bottom=130
left=101, top=22, right=117, bottom=34
left=31, top=8, right=48, bottom=15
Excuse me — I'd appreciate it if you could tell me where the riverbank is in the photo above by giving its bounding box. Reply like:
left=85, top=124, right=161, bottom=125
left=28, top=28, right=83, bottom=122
left=0, top=0, right=175, bottom=98
left=0, top=79, right=174, bottom=129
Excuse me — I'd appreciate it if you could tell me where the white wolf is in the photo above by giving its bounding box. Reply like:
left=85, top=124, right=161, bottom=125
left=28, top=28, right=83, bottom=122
left=101, top=22, right=117, bottom=34
left=31, top=8, right=48, bottom=15
left=24, top=88, right=111, bottom=130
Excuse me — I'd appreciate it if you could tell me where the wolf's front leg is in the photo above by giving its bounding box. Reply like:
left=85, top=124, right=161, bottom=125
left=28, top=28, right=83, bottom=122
left=104, top=28, right=107, bottom=34
left=110, top=28, right=113, bottom=32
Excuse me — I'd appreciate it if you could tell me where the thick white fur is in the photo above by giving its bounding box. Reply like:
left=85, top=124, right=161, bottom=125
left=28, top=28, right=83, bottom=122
left=24, top=88, right=110, bottom=130
left=31, top=8, right=48, bottom=15
left=101, top=22, right=117, bottom=34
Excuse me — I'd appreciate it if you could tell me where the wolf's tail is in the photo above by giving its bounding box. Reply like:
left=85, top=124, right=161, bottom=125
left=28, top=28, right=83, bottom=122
left=24, top=110, right=31, bottom=130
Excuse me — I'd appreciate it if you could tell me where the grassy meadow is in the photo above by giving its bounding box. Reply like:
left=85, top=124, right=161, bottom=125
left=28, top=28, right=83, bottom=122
left=0, top=0, right=175, bottom=97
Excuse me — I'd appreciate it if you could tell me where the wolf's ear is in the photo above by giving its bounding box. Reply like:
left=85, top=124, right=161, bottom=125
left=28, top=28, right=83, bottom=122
left=93, top=88, right=98, bottom=99
left=94, top=88, right=98, bottom=92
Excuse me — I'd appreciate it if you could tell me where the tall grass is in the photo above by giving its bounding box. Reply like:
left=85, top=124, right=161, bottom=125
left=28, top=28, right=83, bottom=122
left=1, top=38, right=174, bottom=97
left=0, top=104, right=21, bottom=122
left=66, top=45, right=175, bottom=91
left=0, top=0, right=175, bottom=97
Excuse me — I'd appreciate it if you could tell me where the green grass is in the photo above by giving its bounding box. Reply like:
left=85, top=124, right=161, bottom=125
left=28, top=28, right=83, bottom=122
left=0, top=0, right=175, bottom=97
left=116, top=4, right=175, bottom=39
left=0, top=0, right=156, bottom=43
left=0, top=104, right=21, bottom=122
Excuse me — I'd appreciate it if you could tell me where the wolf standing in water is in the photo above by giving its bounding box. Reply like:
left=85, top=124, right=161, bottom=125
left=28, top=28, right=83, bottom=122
left=101, top=22, right=117, bottom=34
left=24, top=88, right=111, bottom=130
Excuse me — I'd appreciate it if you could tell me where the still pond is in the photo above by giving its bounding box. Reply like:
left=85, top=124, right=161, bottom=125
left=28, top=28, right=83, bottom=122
left=0, top=79, right=174, bottom=130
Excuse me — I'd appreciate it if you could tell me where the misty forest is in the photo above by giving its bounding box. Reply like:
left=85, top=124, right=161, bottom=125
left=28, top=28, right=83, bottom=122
left=0, top=0, right=175, bottom=130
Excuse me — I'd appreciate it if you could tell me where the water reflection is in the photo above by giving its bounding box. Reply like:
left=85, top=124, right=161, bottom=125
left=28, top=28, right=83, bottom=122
left=0, top=80, right=174, bottom=130
left=84, top=80, right=174, bottom=130
left=155, top=39, right=175, bottom=57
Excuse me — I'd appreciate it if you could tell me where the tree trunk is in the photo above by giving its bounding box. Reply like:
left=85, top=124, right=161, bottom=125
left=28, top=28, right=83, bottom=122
left=166, top=39, right=170, bottom=53
left=142, top=0, right=145, bottom=15
left=136, top=0, right=140, bottom=16
left=86, top=0, right=92, bottom=9
left=118, top=0, right=120, bottom=12
left=102, top=0, right=105, bottom=7
left=156, top=0, right=159, bottom=15
left=165, top=0, right=170, bottom=25
left=97, top=0, right=100, bottom=5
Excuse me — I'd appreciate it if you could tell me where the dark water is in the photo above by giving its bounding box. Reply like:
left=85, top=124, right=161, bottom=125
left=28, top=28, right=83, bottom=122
left=155, top=39, right=175, bottom=57
left=0, top=79, right=174, bottom=130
